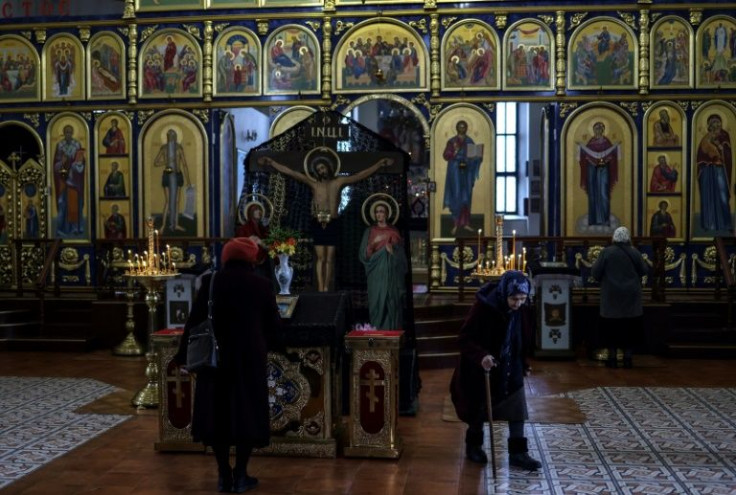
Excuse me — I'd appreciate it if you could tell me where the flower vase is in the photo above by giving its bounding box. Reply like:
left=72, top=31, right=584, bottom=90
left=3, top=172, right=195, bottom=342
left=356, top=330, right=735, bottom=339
left=274, top=253, right=293, bottom=295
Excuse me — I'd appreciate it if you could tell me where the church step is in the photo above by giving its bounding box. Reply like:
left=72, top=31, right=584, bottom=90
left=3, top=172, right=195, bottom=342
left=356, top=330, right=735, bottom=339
left=414, top=316, right=465, bottom=338
left=0, top=337, right=95, bottom=352
left=416, top=334, right=459, bottom=355
left=0, top=321, right=42, bottom=339
left=417, top=351, right=459, bottom=370
left=665, top=343, right=736, bottom=359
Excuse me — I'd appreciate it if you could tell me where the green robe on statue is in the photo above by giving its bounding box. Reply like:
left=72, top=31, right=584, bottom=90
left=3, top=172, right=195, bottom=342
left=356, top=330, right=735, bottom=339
left=359, top=224, right=408, bottom=329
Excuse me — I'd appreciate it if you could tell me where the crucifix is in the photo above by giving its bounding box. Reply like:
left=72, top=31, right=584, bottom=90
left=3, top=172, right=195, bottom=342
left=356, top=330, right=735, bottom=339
left=7, top=151, right=21, bottom=168
left=360, top=368, right=385, bottom=414
left=166, top=366, right=190, bottom=408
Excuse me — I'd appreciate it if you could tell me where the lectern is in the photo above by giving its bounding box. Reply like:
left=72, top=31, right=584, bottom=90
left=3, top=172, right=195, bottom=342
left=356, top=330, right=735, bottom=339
left=344, top=330, right=403, bottom=459
left=529, top=262, right=580, bottom=358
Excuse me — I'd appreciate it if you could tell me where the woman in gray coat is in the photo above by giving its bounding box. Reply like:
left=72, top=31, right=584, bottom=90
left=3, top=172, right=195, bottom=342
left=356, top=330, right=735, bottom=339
left=591, top=226, right=648, bottom=368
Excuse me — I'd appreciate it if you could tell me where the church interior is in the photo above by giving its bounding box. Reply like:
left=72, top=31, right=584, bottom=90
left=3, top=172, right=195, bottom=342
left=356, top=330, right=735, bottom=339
left=2, top=0, right=736, bottom=493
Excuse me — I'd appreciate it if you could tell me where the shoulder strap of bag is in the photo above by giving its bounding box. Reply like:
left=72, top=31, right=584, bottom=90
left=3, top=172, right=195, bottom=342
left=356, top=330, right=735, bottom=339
left=616, top=244, right=640, bottom=272
left=207, top=271, right=216, bottom=320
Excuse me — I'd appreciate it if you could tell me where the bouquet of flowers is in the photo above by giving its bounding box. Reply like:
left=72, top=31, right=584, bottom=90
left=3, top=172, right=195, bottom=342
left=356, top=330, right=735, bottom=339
left=264, top=225, right=300, bottom=259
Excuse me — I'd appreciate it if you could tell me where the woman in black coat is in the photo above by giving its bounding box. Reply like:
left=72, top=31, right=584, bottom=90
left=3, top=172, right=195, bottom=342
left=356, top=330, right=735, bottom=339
left=449, top=270, right=542, bottom=471
left=176, top=237, right=281, bottom=493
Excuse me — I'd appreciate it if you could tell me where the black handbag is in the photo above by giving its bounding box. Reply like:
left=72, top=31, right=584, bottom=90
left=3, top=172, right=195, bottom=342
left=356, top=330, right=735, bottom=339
left=185, top=271, right=219, bottom=372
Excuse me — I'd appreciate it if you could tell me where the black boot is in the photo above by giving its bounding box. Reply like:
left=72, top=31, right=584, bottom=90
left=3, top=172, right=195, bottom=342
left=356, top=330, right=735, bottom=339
left=508, top=438, right=542, bottom=471
left=233, top=468, right=259, bottom=493
left=465, top=445, right=488, bottom=464
left=217, top=467, right=233, bottom=493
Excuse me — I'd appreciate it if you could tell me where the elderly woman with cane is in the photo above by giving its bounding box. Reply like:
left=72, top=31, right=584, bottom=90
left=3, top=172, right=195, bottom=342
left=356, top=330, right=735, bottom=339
left=450, top=270, right=542, bottom=471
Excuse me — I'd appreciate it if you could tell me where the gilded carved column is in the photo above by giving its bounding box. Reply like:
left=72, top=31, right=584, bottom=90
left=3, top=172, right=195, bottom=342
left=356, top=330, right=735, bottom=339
left=638, top=9, right=650, bottom=95
left=554, top=11, right=566, bottom=96
left=203, top=20, right=213, bottom=102
left=430, top=14, right=440, bottom=97
left=127, top=24, right=138, bottom=104
left=322, top=16, right=332, bottom=100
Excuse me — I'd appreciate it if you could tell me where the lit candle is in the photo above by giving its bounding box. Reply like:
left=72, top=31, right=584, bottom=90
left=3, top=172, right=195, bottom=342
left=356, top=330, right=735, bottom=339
left=166, top=245, right=172, bottom=272
left=522, top=247, right=527, bottom=272
left=512, top=230, right=517, bottom=270
left=477, top=229, right=482, bottom=265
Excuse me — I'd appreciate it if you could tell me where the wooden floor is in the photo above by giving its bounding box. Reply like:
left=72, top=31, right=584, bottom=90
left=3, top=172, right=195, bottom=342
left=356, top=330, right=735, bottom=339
left=1, top=350, right=735, bottom=495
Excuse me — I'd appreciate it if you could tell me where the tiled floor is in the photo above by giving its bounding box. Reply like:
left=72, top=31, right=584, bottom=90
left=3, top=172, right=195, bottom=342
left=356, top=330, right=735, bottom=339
left=0, top=351, right=735, bottom=494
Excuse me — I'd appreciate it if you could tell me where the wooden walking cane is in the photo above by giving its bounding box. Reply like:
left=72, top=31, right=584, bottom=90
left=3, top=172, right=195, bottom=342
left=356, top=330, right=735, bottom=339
left=484, top=369, right=498, bottom=478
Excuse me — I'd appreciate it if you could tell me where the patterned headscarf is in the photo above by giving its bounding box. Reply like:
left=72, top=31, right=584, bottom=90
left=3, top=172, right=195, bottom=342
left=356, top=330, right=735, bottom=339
left=612, top=226, right=631, bottom=243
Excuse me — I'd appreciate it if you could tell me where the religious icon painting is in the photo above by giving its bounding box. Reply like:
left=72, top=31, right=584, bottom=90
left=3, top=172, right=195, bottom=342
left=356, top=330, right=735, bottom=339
left=135, top=0, right=205, bottom=13
left=502, top=19, right=554, bottom=91
left=263, top=24, right=320, bottom=96
left=18, top=161, right=45, bottom=241
left=139, top=110, right=208, bottom=237
left=440, top=19, right=500, bottom=91
left=269, top=105, right=316, bottom=138
left=0, top=35, right=40, bottom=103
left=690, top=102, right=736, bottom=240
left=87, top=32, right=126, bottom=100
left=644, top=102, right=684, bottom=149
left=650, top=16, right=694, bottom=90
left=219, top=113, right=237, bottom=236
left=96, top=111, right=131, bottom=157
left=645, top=151, right=682, bottom=195
left=139, top=29, right=202, bottom=99
left=98, top=157, right=130, bottom=200
left=42, top=33, right=85, bottom=101
left=46, top=113, right=90, bottom=242
left=333, top=18, right=429, bottom=94
left=561, top=104, right=635, bottom=237
left=209, top=0, right=257, bottom=8
left=646, top=196, right=682, bottom=241
left=567, top=18, right=637, bottom=90
left=695, top=15, right=736, bottom=89
left=213, top=27, right=261, bottom=97
left=99, top=199, right=131, bottom=240
left=429, top=103, right=494, bottom=241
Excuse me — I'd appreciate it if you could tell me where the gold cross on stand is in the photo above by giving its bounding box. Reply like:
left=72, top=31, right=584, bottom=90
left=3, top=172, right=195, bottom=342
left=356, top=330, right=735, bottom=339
left=7, top=152, right=21, bottom=168
left=360, top=368, right=385, bottom=413
left=166, top=367, right=191, bottom=408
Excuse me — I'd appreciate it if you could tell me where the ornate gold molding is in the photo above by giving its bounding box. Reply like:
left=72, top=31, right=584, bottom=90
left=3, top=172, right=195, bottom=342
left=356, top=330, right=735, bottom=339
left=203, top=21, right=213, bottom=103
left=34, top=29, right=46, bottom=44
left=334, top=20, right=354, bottom=36
left=127, top=24, right=138, bottom=105
left=182, top=24, right=202, bottom=40
left=322, top=16, right=333, bottom=100
left=620, top=102, right=639, bottom=117
left=642, top=248, right=687, bottom=286
left=618, top=11, right=637, bottom=30
left=193, top=109, right=210, bottom=124
left=430, top=14, right=440, bottom=97
left=558, top=102, right=577, bottom=119
left=123, top=0, right=135, bottom=19
left=568, top=12, right=588, bottom=31
left=305, top=20, right=321, bottom=32
left=441, top=16, right=457, bottom=29
left=140, top=25, right=158, bottom=43
left=539, top=14, right=554, bottom=26
left=409, top=18, right=428, bottom=35
left=256, top=19, right=269, bottom=37
left=214, top=23, right=230, bottom=34
left=137, top=109, right=154, bottom=126
left=79, top=26, right=91, bottom=43
left=555, top=11, right=567, bottom=96
left=689, top=8, right=703, bottom=26
left=424, top=0, right=437, bottom=10
left=323, top=0, right=335, bottom=13
left=494, top=13, right=508, bottom=31
left=23, top=113, right=40, bottom=128
left=638, top=9, right=650, bottom=95
left=20, top=31, right=32, bottom=41
left=676, top=101, right=690, bottom=112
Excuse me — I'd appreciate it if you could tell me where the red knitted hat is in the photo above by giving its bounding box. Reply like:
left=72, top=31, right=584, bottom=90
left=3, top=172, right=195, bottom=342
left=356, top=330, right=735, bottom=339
left=221, top=237, right=260, bottom=264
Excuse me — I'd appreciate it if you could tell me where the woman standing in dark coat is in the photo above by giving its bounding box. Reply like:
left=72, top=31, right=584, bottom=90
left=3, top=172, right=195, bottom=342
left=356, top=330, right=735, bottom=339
left=176, top=237, right=281, bottom=493
left=450, top=270, right=542, bottom=471
left=591, top=226, right=648, bottom=368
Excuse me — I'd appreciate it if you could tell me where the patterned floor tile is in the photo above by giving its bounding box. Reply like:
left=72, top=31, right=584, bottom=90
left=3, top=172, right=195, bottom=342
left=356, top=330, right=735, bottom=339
left=0, top=377, right=131, bottom=490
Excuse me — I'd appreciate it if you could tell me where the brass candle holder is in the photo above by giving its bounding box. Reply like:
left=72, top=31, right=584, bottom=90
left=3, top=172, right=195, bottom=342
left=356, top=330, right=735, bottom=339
left=125, top=218, right=179, bottom=409
left=472, top=214, right=526, bottom=282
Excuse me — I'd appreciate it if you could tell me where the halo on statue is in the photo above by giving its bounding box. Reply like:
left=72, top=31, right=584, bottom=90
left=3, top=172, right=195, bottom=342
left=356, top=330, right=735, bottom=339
left=361, top=193, right=400, bottom=226
left=303, top=146, right=341, bottom=182
left=238, top=193, right=274, bottom=226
